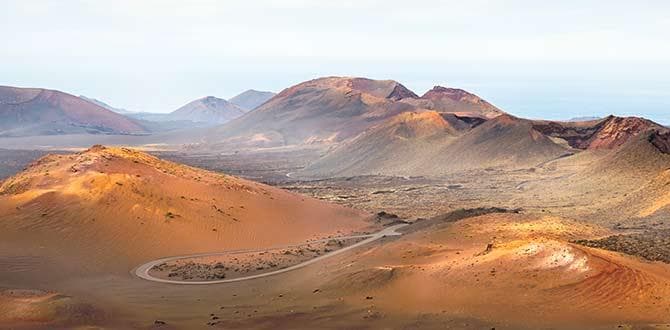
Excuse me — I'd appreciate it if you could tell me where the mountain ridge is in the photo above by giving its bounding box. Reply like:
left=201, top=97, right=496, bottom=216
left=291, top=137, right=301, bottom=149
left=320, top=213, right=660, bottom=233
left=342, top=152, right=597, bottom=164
left=0, top=85, right=147, bottom=136
left=228, top=89, right=276, bottom=110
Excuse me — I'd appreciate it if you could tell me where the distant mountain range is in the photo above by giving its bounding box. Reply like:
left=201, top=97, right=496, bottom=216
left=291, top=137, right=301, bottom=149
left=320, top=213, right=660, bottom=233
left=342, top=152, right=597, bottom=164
left=0, top=87, right=277, bottom=137
left=2, top=78, right=668, bottom=180
left=196, top=76, right=668, bottom=178
left=229, top=89, right=276, bottom=110
left=127, top=90, right=276, bottom=126
left=0, top=86, right=148, bottom=136
left=205, top=77, right=435, bottom=149
left=161, top=90, right=275, bottom=124
left=204, top=76, right=508, bottom=149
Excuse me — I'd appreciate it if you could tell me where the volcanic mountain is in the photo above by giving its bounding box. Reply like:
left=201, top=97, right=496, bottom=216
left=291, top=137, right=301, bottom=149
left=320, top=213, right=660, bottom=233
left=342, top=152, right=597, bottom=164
left=168, top=96, right=247, bottom=124
left=0, top=86, right=147, bottom=136
left=532, top=115, right=665, bottom=150
left=228, top=89, right=276, bottom=110
left=402, top=86, right=505, bottom=118
left=204, top=77, right=421, bottom=149
left=300, top=114, right=568, bottom=178
left=429, top=114, right=571, bottom=172
left=301, top=112, right=668, bottom=179
left=0, top=146, right=370, bottom=279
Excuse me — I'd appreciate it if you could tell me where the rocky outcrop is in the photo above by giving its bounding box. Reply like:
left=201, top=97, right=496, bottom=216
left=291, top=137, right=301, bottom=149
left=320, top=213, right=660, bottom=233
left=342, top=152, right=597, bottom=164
left=649, top=130, right=670, bottom=154
left=386, top=83, right=419, bottom=101
left=586, top=116, right=658, bottom=149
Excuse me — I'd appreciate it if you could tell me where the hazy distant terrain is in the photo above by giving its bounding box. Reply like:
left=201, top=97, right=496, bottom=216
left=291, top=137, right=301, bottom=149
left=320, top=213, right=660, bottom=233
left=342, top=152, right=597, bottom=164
left=0, top=86, right=148, bottom=136
left=167, top=96, right=247, bottom=124
left=228, top=89, right=276, bottom=110
left=79, top=95, right=133, bottom=114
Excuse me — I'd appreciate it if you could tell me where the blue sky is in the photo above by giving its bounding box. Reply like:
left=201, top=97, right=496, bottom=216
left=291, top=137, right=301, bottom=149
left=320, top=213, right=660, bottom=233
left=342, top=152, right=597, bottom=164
left=2, top=1, right=669, bottom=123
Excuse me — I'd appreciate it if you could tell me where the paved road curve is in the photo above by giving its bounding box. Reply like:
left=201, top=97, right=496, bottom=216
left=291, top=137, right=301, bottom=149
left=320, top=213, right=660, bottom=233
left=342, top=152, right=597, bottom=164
left=134, top=223, right=408, bottom=285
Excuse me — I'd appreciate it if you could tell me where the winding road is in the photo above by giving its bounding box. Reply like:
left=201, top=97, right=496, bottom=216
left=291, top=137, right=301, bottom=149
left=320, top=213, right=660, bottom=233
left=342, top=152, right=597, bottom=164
left=134, top=223, right=408, bottom=285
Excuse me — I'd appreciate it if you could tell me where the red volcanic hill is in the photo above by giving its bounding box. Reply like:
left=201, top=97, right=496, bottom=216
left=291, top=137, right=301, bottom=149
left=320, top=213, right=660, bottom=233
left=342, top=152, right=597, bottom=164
left=168, top=96, right=247, bottom=124
left=299, top=113, right=567, bottom=178
left=204, top=77, right=420, bottom=149
left=401, top=85, right=505, bottom=119
left=0, top=86, right=147, bottom=136
left=0, top=146, right=370, bottom=277
left=584, top=116, right=662, bottom=149
left=532, top=115, right=665, bottom=150
left=202, top=77, right=508, bottom=150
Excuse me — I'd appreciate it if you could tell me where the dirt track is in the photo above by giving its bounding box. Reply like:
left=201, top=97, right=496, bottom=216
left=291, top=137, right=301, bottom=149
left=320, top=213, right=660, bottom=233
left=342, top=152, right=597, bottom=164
left=134, top=223, right=408, bottom=284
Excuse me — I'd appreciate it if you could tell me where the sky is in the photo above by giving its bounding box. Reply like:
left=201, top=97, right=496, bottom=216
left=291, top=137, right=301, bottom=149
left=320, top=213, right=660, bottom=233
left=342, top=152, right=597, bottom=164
left=1, top=0, right=669, bottom=123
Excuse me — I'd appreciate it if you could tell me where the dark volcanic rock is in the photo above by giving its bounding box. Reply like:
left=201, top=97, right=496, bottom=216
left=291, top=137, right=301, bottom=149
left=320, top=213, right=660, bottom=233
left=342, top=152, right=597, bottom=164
left=574, top=230, right=670, bottom=263
left=386, top=83, right=419, bottom=101
left=649, top=130, right=670, bottom=154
